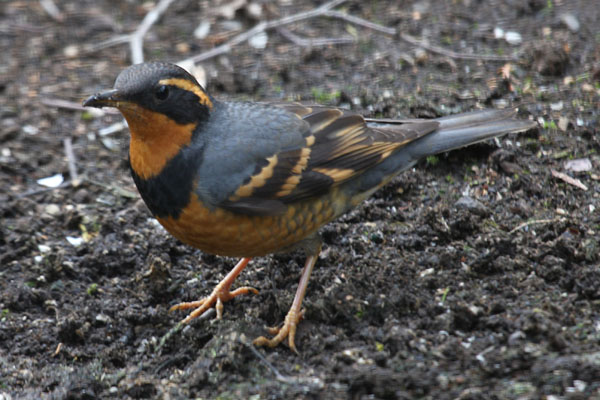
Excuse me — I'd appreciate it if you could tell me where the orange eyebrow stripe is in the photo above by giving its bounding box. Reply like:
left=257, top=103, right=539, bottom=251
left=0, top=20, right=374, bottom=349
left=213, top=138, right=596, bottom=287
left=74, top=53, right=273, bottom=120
left=159, top=77, right=213, bottom=109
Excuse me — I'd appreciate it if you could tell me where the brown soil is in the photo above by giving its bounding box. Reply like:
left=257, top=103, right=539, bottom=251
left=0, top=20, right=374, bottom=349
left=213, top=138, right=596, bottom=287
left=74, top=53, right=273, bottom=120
left=1, top=0, right=599, bottom=399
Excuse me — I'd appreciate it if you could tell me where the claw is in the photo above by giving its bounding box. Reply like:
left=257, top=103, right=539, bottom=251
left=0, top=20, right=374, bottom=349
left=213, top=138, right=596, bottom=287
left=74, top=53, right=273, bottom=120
left=253, top=248, right=319, bottom=353
left=253, top=309, right=304, bottom=353
left=170, top=257, right=257, bottom=323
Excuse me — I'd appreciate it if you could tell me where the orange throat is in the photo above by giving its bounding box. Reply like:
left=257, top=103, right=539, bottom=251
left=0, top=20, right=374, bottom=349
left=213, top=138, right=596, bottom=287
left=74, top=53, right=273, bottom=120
left=119, top=105, right=196, bottom=179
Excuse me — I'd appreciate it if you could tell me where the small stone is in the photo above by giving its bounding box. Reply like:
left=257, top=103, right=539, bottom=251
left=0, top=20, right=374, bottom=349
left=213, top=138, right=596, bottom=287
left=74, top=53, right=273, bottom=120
left=504, top=31, right=522, bottom=45
left=44, top=204, right=61, bottom=216
left=95, top=314, right=111, bottom=324
left=249, top=31, right=268, bottom=49
left=175, top=42, right=189, bottom=54
left=246, top=2, right=262, bottom=19
left=557, top=116, right=569, bottom=131
left=193, top=20, right=211, bottom=39
left=37, top=174, right=63, bottom=188
left=564, top=158, right=592, bottom=172
left=63, top=45, right=79, bottom=58
left=560, top=13, right=580, bottom=32
left=550, top=101, right=563, bottom=111
left=454, top=196, right=489, bottom=217
left=508, top=330, right=526, bottom=345
left=493, top=27, right=504, bottom=39
left=38, top=244, right=51, bottom=253
left=66, top=236, right=84, bottom=246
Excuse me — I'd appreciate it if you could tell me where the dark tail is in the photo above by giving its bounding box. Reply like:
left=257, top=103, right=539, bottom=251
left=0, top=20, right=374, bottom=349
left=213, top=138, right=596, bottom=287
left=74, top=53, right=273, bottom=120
left=408, top=109, right=536, bottom=158
left=352, top=109, right=536, bottom=197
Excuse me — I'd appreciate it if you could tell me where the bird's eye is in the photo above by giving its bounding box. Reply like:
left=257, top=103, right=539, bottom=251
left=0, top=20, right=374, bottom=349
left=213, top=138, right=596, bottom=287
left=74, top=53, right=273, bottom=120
left=154, top=85, right=169, bottom=101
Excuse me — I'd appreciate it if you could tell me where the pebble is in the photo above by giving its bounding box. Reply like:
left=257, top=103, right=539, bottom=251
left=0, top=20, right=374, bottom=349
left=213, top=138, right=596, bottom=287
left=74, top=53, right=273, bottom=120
left=38, top=244, right=51, bottom=253
left=504, top=31, right=522, bottom=45
left=44, top=204, right=60, bottom=216
left=95, top=314, right=111, bottom=324
left=37, top=174, right=63, bottom=188
left=194, top=20, right=210, bottom=39
left=249, top=31, right=268, bottom=49
left=454, top=196, right=489, bottom=217
left=560, top=13, right=580, bottom=32
left=63, top=44, right=79, bottom=58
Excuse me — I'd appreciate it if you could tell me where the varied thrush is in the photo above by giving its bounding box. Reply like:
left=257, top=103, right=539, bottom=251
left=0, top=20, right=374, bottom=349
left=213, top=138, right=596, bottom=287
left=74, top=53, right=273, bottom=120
left=84, top=62, right=535, bottom=352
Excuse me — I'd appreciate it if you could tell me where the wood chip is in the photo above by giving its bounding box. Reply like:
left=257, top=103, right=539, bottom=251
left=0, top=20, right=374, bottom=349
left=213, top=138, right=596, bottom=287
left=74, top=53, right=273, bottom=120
left=551, top=169, right=588, bottom=191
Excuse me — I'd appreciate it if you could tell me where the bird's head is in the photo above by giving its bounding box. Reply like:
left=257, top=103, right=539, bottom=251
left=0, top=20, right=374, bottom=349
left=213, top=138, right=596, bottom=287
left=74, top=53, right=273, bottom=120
left=84, top=62, right=212, bottom=128
left=84, top=62, right=212, bottom=179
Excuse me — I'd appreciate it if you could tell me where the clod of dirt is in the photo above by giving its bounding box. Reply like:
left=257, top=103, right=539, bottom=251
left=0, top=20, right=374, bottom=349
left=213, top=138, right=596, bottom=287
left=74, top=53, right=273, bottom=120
left=528, top=42, right=570, bottom=76
left=454, top=196, right=490, bottom=217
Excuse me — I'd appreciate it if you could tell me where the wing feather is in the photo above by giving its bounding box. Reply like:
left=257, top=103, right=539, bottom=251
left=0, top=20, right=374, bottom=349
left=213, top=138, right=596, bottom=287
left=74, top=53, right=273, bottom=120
left=219, top=103, right=438, bottom=215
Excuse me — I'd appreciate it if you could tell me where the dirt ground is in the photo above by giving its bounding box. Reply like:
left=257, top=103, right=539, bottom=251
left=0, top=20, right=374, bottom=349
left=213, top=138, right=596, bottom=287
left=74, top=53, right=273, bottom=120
left=1, top=0, right=599, bottom=398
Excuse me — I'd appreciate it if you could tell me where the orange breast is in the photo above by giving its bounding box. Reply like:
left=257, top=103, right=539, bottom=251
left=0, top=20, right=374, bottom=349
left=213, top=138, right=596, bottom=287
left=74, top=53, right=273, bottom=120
left=156, top=192, right=342, bottom=257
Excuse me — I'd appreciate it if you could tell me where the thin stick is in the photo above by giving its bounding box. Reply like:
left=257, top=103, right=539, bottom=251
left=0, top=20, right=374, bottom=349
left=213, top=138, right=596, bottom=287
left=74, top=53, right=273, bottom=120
left=323, top=10, right=517, bottom=61
left=509, top=218, right=563, bottom=234
left=323, top=10, right=397, bottom=35
left=15, top=181, right=72, bottom=199
left=399, top=32, right=518, bottom=62
left=39, top=0, right=64, bottom=22
left=41, top=98, right=87, bottom=111
left=551, top=169, right=588, bottom=191
left=243, top=340, right=324, bottom=387
left=87, top=34, right=130, bottom=53
left=130, top=0, right=176, bottom=64
left=63, top=138, right=79, bottom=185
left=181, top=0, right=348, bottom=64
left=276, top=27, right=355, bottom=47
left=41, top=98, right=119, bottom=114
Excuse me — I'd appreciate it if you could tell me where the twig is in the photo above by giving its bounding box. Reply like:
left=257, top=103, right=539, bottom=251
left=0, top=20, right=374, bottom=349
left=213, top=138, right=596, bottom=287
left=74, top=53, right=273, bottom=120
left=53, top=342, right=63, bottom=357
left=156, top=322, right=183, bottom=354
left=86, top=34, right=130, bottom=53
left=155, top=308, right=216, bottom=354
left=84, top=178, right=138, bottom=199
left=84, top=0, right=175, bottom=63
left=40, top=98, right=87, bottom=111
left=15, top=181, right=72, bottom=199
left=63, top=137, right=80, bottom=185
left=323, top=10, right=397, bottom=35
left=551, top=169, right=588, bottom=191
left=181, top=0, right=348, bottom=64
left=14, top=177, right=138, bottom=199
left=130, top=0, right=177, bottom=64
left=40, top=98, right=120, bottom=114
left=276, top=27, right=355, bottom=47
left=242, top=339, right=324, bottom=388
left=39, top=0, right=64, bottom=22
left=509, top=217, right=564, bottom=234
left=321, top=10, right=518, bottom=61
left=399, top=32, right=518, bottom=61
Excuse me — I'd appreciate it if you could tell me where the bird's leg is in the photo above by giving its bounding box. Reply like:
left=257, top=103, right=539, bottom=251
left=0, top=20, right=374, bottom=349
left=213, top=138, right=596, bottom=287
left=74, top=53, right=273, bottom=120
left=253, top=243, right=321, bottom=353
left=170, top=257, right=258, bottom=323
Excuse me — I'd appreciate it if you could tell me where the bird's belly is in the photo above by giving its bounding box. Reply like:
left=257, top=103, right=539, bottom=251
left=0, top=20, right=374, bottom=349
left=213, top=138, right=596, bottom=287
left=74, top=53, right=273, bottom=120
left=155, top=193, right=339, bottom=257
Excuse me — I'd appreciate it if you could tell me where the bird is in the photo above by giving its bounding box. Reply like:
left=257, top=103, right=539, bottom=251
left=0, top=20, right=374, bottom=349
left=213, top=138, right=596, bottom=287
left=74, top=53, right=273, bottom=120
left=83, top=62, right=536, bottom=353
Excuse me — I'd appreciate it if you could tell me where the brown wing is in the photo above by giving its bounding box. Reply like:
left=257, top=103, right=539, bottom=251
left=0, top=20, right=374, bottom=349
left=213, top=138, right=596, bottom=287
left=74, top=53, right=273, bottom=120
left=220, top=103, right=438, bottom=215
left=275, top=103, right=439, bottom=201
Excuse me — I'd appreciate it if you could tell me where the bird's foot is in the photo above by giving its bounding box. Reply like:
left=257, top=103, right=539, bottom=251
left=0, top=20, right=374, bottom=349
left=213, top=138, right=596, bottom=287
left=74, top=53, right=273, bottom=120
left=170, top=285, right=258, bottom=323
left=170, top=257, right=257, bottom=323
left=253, top=308, right=305, bottom=354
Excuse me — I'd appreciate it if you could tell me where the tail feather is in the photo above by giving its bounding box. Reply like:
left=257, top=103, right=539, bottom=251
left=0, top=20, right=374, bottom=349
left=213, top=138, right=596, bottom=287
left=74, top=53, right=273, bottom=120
left=408, top=109, right=536, bottom=158
left=351, top=109, right=536, bottom=198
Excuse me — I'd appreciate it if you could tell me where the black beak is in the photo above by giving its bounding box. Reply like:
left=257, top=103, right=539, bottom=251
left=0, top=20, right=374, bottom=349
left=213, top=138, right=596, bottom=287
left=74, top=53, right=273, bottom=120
left=82, top=89, right=120, bottom=108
